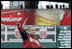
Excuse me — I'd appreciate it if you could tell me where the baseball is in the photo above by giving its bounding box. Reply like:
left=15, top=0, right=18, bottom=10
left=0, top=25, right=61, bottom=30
left=18, top=12, right=21, bottom=16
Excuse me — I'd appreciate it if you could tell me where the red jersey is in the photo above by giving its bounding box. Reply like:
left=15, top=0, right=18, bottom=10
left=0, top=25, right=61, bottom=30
left=22, top=34, right=40, bottom=48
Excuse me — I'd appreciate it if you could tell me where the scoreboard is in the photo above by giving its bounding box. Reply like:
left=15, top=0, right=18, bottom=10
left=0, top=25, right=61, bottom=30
left=57, top=25, right=71, bottom=48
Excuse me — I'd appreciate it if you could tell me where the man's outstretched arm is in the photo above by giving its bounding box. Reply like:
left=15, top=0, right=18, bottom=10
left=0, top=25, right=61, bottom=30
left=16, top=23, right=28, bottom=41
left=16, top=23, right=24, bottom=33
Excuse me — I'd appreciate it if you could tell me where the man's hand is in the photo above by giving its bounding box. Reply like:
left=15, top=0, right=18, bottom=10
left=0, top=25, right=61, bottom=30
left=16, top=22, right=21, bottom=28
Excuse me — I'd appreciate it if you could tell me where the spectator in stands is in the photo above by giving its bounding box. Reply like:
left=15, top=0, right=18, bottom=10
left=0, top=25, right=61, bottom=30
left=25, top=1, right=39, bottom=9
left=50, top=5, right=53, bottom=9
left=69, top=4, right=71, bottom=9
left=55, top=4, right=58, bottom=9
left=20, top=4, right=23, bottom=9
left=30, top=1, right=39, bottom=9
left=60, top=5, right=62, bottom=9
left=46, top=5, right=49, bottom=9
left=35, top=1, right=39, bottom=9
left=63, top=4, right=65, bottom=9
left=1, top=3, right=3, bottom=9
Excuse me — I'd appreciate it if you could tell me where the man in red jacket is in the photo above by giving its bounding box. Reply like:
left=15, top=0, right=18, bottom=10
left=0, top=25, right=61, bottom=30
left=16, top=23, right=41, bottom=48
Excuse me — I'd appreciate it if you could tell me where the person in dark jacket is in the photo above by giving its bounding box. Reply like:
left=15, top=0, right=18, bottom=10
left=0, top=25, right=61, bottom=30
left=1, top=3, right=3, bottom=9
left=20, top=4, right=23, bottom=9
